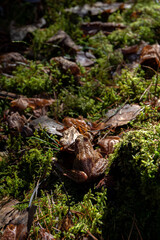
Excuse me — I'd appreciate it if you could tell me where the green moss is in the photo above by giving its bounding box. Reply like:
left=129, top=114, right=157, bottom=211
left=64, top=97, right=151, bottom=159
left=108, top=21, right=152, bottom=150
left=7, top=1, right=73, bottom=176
left=30, top=186, right=107, bottom=239
left=104, top=127, right=160, bottom=239
left=0, top=61, right=53, bottom=96
left=0, top=131, right=60, bottom=199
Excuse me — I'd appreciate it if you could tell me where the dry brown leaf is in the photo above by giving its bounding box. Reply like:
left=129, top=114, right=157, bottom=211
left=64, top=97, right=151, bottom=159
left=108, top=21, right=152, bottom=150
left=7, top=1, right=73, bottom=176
left=51, top=57, right=80, bottom=75
left=98, top=136, right=120, bottom=155
left=122, top=45, right=139, bottom=55
left=11, top=98, right=55, bottom=110
left=140, top=43, right=160, bottom=69
left=63, top=117, right=90, bottom=133
left=105, top=104, right=142, bottom=128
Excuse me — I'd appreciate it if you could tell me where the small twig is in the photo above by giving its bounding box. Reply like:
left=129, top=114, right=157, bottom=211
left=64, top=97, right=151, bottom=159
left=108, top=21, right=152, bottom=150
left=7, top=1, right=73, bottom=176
left=134, top=219, right=143, bottom=240
left=128, top=216, right=135, bottom=240
left=139, top=82, right=152, bottom=101
left=86, top=230, right=99, bottom=240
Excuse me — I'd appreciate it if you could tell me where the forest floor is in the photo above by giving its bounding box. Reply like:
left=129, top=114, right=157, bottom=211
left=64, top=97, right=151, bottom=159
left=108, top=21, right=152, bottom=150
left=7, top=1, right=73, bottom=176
left=1, top=0, right=160, bottom=239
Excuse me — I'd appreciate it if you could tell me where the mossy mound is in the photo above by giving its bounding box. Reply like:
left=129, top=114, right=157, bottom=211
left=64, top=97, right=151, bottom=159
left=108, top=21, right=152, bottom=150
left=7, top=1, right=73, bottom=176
left=104, top=127, right=160, bottom=239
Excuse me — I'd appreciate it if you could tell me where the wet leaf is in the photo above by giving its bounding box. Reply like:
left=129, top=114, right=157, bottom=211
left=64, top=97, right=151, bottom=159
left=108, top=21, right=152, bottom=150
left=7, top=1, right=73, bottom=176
left=105, top=104, right=142, bottom=128
left=30, top=116, right=64, bottom=136
left=11, top=98, right=55, bottom=110
left=81, top=22, right=126, bottom=36
left=51, top=56, right=80, bottom=75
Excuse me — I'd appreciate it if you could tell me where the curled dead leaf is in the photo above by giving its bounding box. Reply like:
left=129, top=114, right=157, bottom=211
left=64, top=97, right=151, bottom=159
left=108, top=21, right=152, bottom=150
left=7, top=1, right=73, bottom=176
left=63, top=117, right=90, bottom=133
left=140, top=43, right=160, bottom=70
left=60, top=126, right=81, bottom=151
left=1, top=224, right=17, bottom=240
left=11, top=98, right=55, bottom=110
left=98, top=136, right=120, bottom=155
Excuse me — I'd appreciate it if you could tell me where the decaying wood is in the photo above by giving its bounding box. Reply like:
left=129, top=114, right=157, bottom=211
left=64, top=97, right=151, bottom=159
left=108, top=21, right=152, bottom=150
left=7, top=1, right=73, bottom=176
left=0, top=199, right=37, bottom=239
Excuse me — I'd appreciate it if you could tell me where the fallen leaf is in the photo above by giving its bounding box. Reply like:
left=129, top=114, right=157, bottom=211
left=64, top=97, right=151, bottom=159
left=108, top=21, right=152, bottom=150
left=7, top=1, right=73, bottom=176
left=105, top=104, right=142, bottom=128
left=51, top=56, right=80, bottom=75
left=7, top=112, right=26, bottom=132
left=140, top=43, right=160, bottom=70
left=98, top=136, right=120, bottom=155
left=47, top=30, right=80, bottom=53
left=11, top=98, right=55, bottom=110
left=0, top=52, right=27, bottom=73
left=65, top=2, right=132, bottom=17
left=60, top=126, right=81, bottom=151
left=76, top=51, right=95, bottom=67
left=81, top=22, right=126, bottom=36
left=30, top=116, right=64, bottom=136
left=10, top=18, right=46, bottom=41
left=122, top=45, right=139, bottom=55
left=63, top=117, right=90, bottom=133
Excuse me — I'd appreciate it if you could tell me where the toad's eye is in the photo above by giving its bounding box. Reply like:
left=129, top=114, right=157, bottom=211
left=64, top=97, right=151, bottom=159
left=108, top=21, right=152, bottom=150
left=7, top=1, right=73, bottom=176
left=83, top=136, right=88, bottom=142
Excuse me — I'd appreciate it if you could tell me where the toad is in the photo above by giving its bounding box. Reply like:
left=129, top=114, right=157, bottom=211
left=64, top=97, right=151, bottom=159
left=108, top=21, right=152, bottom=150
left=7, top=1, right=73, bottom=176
left=62, top=134, right=108, bottom=182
